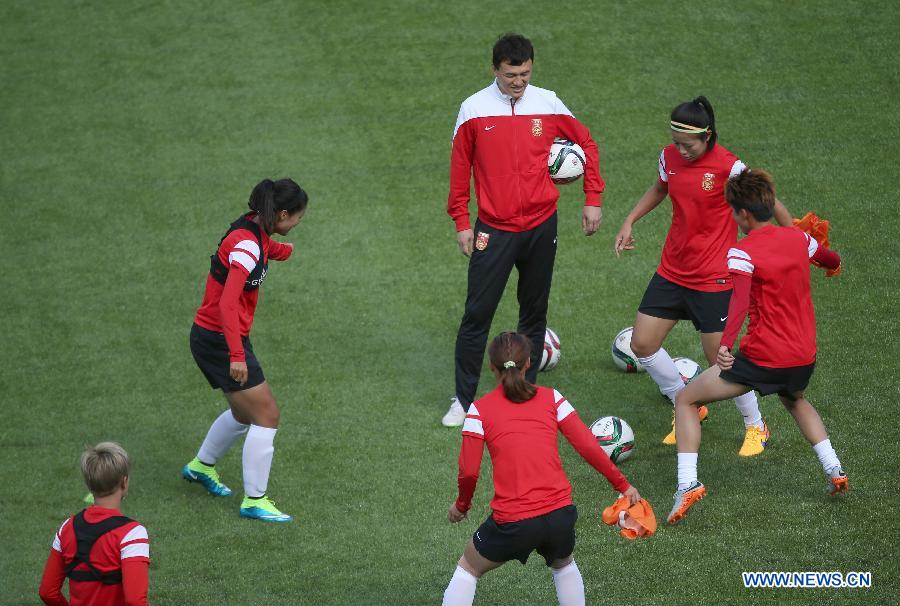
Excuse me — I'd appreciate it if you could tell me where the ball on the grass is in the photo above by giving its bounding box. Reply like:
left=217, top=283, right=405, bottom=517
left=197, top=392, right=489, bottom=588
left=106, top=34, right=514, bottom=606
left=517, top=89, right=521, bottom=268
left=548, top=138, right=586, bottom=184
left=590, top=416, right=635, bottom=463
left=612, top=327, right=644, bottom=372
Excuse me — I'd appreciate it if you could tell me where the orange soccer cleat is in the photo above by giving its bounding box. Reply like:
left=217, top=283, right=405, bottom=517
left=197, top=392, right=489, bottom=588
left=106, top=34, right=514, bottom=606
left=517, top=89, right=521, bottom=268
left=667, top=481, right=707, bottom=525
left=827, top=467, right=849, bottom=496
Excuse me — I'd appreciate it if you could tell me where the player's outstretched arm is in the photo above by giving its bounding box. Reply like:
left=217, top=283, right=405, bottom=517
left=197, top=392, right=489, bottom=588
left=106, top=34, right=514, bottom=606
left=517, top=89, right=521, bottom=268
left=559, top=413, right=632, bottom=496
left=773, top=197, right=793, bottom=227
left=811, top=245, right=842, bottom=277
left=614, top=180, right=668, bottom=256
left=449, top=434, right=484, bottom=523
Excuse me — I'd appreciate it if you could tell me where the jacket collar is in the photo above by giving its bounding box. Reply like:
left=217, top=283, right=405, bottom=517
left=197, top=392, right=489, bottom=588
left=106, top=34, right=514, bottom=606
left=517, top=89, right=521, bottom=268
left=492, top=79, right=528, bottom=104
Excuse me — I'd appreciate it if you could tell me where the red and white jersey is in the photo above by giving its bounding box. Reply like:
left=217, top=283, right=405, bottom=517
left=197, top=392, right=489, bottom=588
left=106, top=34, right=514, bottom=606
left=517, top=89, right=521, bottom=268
left=462, top=386, right=575, bottom=522
left=657, top=144, right=746, bottom=291
left=194, top=215, right=293, bottom=361
left=44, top=507, right=149, bottom=606
left=726, top=225, right=819, bottom=367
left=448, top=80, right=604, bottom=233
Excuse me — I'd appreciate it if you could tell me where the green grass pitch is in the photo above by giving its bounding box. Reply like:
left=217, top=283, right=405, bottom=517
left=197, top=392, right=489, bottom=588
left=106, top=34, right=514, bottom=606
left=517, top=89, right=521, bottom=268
left=2, top=1, right=898, bottom=604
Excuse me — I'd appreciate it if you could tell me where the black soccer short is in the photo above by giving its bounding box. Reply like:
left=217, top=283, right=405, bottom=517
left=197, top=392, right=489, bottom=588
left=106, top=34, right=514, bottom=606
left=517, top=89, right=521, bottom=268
left=720, top=351, right=816, bottom=398
left=473, top=505, right=577, bottom=567
left=638, top=272, right=731, bottom=333
left=190, top=323, right=265, bottom=392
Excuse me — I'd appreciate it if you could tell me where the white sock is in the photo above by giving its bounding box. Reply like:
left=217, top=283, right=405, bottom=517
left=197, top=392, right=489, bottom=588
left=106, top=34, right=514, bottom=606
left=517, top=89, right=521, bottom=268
left=677, top=452, right=698, bottom=490
left=442, top=566, right=477, bottom=606
left=638, top=348, right=684, bottom=403
left=552, top=560, right=585, bottom=606
left=242, top=425, right=277, bottom=497
left=197, top=410, right=249, bottom=465
left=813, top=439, right=841, bottom=473
left=734, top=391, right=764, bottom=429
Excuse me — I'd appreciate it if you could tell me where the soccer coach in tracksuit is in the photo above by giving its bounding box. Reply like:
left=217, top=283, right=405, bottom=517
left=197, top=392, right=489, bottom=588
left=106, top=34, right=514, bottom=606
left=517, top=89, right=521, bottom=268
left=441, top=33, right=605, bottom=427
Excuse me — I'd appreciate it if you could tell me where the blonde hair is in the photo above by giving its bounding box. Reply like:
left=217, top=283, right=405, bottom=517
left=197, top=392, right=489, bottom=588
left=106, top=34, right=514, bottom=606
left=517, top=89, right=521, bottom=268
left=81, top=442, right=130, bottom=497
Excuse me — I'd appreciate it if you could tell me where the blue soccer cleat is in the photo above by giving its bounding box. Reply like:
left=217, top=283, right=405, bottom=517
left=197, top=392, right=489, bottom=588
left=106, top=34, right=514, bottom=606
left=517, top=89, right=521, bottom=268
left=182, top=457, right=233, bottom=497
left=240, top=495, right=293, bottom=523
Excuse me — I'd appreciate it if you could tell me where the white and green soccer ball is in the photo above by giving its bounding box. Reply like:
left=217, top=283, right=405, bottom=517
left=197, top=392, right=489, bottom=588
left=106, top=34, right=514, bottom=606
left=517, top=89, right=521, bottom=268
left=540, top=327, right=561, bottom=372
left=548, top=138, right=586, bottom=184
left=590, top=416, right=635, bottom=463
left=612, top=327, right=644, bottom=372
left=660, top=357, right=702, bottom=397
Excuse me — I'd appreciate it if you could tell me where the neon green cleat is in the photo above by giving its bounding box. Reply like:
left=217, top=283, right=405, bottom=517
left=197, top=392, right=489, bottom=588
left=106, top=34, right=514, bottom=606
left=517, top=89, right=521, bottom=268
left=182, top=457, right=232, bottom=497
left=240, top=495, right=293, bottom=522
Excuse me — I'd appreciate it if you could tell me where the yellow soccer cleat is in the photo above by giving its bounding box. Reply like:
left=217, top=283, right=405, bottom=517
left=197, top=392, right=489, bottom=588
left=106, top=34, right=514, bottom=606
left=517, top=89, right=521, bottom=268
left=662, top=406, right=709, bottom=445
left=738, top=422, right=770, bottom=457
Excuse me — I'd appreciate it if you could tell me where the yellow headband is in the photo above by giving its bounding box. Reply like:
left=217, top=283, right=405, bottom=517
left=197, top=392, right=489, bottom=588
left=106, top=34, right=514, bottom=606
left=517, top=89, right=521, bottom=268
left=670, top=120, right=709, bottom=134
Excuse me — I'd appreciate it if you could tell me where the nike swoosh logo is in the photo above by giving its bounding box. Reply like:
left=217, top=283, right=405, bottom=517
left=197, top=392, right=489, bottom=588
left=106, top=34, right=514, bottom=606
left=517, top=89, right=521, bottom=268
left=720, top=316, right=728, bottom=322
left=484, top=125, right=496, bottom=131
left=668, top=171, right=676, bottom=175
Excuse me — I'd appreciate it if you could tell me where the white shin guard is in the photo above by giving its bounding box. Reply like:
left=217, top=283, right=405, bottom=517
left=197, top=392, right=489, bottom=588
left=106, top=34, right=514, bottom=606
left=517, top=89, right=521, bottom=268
left=552, top=560, right=585, bottom=606
left=242, top=425, right=277, bottom=497
left=442, top=566, right=477, bottom=606
left=197, top=410, right=249, bottom=465
left=638, top=348, right=684, bottom=403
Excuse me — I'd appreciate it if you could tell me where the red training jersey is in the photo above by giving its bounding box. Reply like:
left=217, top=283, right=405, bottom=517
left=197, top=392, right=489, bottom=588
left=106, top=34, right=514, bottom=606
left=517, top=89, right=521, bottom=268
left=457, top=385, right=630, bottom=524
left=448, top=80, right=605, bottom=233
left=194, top=213, right=293, bottom=362
left=656, top=144, right=746, bottom=291
left=39, top=506, right=150, bottom=606
left=725, top=225, right=820, bottom=367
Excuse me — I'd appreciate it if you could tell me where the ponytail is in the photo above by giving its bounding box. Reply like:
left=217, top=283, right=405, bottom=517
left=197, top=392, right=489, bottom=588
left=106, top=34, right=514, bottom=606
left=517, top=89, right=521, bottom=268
left=693, top=95, right=717, bottom=148
left=670, top=95, right=718, bottom=149
left=488, top=332, right=537, bottom=403
left=248, top=179, right=277, bottom=234
left=248, top=178, right=309, bottom=234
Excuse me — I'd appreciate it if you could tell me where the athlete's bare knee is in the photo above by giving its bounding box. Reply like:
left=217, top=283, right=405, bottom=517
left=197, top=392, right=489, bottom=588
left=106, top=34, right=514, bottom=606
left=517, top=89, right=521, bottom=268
left=629, top=337, right=658, bottom=359
left=256, top=400, right=280, bottom=428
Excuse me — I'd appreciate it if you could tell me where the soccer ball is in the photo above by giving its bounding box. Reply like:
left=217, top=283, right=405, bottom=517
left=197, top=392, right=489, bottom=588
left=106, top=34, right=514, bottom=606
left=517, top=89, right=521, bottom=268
left=611, top=327, right=644, bottom=373
left=674, top=357, right=702, bottom=383
left=590, top=416, right=635, bottom=463
left=659, top=357, right=703, bottom=397
left=548, top=138, right=586, bottom=184
left=540, top=327, right=561, bottom=372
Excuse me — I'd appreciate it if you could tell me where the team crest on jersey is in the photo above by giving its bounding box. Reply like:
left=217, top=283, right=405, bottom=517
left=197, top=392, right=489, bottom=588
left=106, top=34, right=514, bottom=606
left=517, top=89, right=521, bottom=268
left=531, top=118, right=543, bottom=137
left=475, top=231, right=490, bottom=251
left=701, top=172, right=715, bottom=191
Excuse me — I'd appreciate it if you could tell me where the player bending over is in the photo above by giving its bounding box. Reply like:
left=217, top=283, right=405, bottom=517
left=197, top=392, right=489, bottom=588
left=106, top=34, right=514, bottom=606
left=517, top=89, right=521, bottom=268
left=182, top=178, right=308, bottom=523
left=667, top=168, right=848, bottom=525
left=443, top=332, right=640, bottom=606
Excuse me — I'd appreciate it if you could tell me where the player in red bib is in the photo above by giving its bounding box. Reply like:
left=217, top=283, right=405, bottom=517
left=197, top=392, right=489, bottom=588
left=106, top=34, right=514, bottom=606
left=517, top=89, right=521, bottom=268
left=40, top=442, right=149, bottom=606
left=613, top=96, right=794, bottom=455
left=441, top=332, right=641, bottom=606
left=666, top=168, right=847, bottom=525
left=181, top=178, right=308, bottom=523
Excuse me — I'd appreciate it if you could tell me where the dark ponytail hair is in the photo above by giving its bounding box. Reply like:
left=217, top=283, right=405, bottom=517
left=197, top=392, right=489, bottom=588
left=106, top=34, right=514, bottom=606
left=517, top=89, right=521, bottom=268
left=488, top=332, right=537, bottom=403
left=670, top=95, right=717, bottom=149
left=248, top=178, right=309, bottom=234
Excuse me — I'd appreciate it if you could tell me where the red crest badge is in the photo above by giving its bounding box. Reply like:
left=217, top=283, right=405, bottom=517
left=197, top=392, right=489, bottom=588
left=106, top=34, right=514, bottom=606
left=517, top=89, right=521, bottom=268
left=531, top=118, right=543, bottom=137
left=475, top=231, right=490, bottom=251
left=701, top=172, right=715, bottom=191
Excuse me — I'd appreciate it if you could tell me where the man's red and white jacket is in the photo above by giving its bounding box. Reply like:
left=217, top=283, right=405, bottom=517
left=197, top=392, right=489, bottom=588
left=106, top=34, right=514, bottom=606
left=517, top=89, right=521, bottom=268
left=448, top=80, right=604, bottom=233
